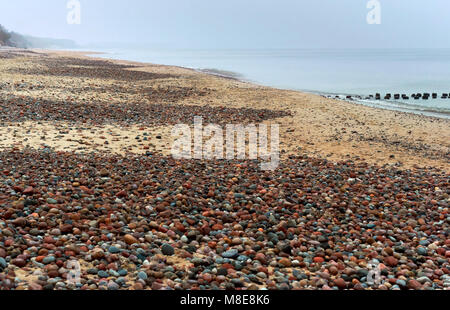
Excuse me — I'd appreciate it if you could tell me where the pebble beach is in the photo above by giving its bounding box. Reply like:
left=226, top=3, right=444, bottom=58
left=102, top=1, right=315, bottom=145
left=0, top=49, right=449, bottom=290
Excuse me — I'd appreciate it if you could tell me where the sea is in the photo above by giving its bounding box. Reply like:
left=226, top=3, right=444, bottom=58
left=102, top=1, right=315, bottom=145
left=75, top=47, right=450, bottom=119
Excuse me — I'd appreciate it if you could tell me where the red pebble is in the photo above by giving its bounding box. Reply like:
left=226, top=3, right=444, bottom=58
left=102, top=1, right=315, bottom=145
left=313, top=257, right=325, bottom=263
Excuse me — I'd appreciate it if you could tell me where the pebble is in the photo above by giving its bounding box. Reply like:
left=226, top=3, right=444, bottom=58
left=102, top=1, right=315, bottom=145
left=408, top=279, right=422, bottom=290
left=279, top=258, right=292, bottom=267
left=124, top=234, right=139, bottom=245
left=12, top=258, right=26, bottom=267
left=385, top=257, right=398, bottom=267
left=334, top=278, right=347, bottom=289
left=313, top=257, right=325, bottom=263
left=107, top=281, right=120, bottom=290
left=222, top=249, right=239, bottom=259
left=417, top=247, right=428, bottom=256
left=108, top=246, right=121, bottom=254
left=161, top=243, right=175, bottom=256
left=137, top=271, right=148, bottom=280
left=0, top=257, right=7, bottom=269
left=42, top=256, right=55, bottom=264
left=46, top=198, right=58, bottom=204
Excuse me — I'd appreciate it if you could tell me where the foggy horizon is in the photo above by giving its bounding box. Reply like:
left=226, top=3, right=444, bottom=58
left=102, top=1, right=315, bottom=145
left=1, top=0, right=450, bottom=49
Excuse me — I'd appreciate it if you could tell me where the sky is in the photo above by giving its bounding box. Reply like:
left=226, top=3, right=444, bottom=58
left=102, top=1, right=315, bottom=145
left=0, top=0, right=449, bottom=49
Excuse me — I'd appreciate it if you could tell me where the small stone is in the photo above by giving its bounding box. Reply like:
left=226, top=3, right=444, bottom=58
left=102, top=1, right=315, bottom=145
left=313, top=257, right=325, bottom=263
left=98, top=270, right=109, bottom=278
left=334, top=278, right=347, bottom=289
left=12, top=217, right=27, bottom=227
left=108, top=246, right=120, bottom=254
left=42, top=256, right=55, bottom=264
left=124, top=234, right=139, bottom=245
left=417, top=276, right=432, bottom=284
left=279, top=258, right=292, bottom=267
left=23, top=187, right=34, bottom=195
left=92, top=248, right=105, bottom=260
left=329, top=266, right=338, bottom=275
left=118, top=269, right=128, bottom=276
left=417, top=247, right=427, bottom=256
left=161, top=243, right=174, bottom=256
left=256, top=272, right=267, bottom=279
left=138, top=271, right=148, bottom=280
left=408, top=279, right=422, bottom=290
left=60, top=224, right=73, bottom=234
left=255, top=253, right=266, bottom=264
left=116, top=190, right=127, bottom=198
left=222, top=249, right=238, bottom=258
left=384, top=247, right=394, bottom=256
left=107, top=281, right=120, bottom=290
left=385, top=256, right=398, bottom=267
left=231, top=237, right=242, bottom=245
left=217, top=268, right=228, bottom=276
left=50, top=228, right=61, bottom=236
left=0, top=257, right=7, bottom=268
left=12, top=258, right=26, bottom=267
left=47, top=198, right=58, bottom=204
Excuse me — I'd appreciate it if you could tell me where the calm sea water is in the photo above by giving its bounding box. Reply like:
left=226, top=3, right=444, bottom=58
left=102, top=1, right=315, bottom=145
left=84, top=47, right=450, bottom=118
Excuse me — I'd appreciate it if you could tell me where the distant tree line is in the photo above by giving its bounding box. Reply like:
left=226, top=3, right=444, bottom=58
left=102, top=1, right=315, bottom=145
left=0, top=24, right=12, bottom=45
left=0, top=24, right=28, bottom=47
left=0, top=24, right=77, bottom=49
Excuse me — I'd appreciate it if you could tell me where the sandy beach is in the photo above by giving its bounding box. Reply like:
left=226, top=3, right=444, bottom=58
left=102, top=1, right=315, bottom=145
left=1, top=49, right=449, bottom=171
left=0, top=49, right=448, bottom=290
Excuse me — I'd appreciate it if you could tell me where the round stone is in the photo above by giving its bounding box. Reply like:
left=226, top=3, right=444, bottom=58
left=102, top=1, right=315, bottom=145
left=98, top=270, right=109, bottom=278
left=417, top=247, right=427, bottom=256
left=0, top=257, right=7, bottom=269
left=161, top=243, right=175, bottom=256
left=221, top=249, right=238, bottom=258
left=107, top=281, right=120, bottom=290
left=137, top=271, right=148, bottom=280
left=108, top=246, right=120, bottom=254
left=124, top=234, right=139, bottom=245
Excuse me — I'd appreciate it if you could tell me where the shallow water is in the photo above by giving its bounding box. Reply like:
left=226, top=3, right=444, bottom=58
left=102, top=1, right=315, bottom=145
left=77, top=47, right=450, bottom=118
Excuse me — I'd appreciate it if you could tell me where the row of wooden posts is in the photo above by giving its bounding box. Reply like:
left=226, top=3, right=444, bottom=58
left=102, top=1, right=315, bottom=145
left=338, top=93, right=450, bottom=100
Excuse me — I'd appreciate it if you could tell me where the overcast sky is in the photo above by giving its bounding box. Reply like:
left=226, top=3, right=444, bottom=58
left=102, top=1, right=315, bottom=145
left=0, top=0, right=449, bottom=48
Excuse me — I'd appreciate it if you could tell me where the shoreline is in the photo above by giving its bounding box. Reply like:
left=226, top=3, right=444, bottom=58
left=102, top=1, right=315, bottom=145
left=79, top=48, right=450, bottom=120
left=1, top=47, right=449, bottom=172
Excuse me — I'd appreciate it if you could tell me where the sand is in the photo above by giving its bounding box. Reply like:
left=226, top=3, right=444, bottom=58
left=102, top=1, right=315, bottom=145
left=0, top=48, right=448, bottom=172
